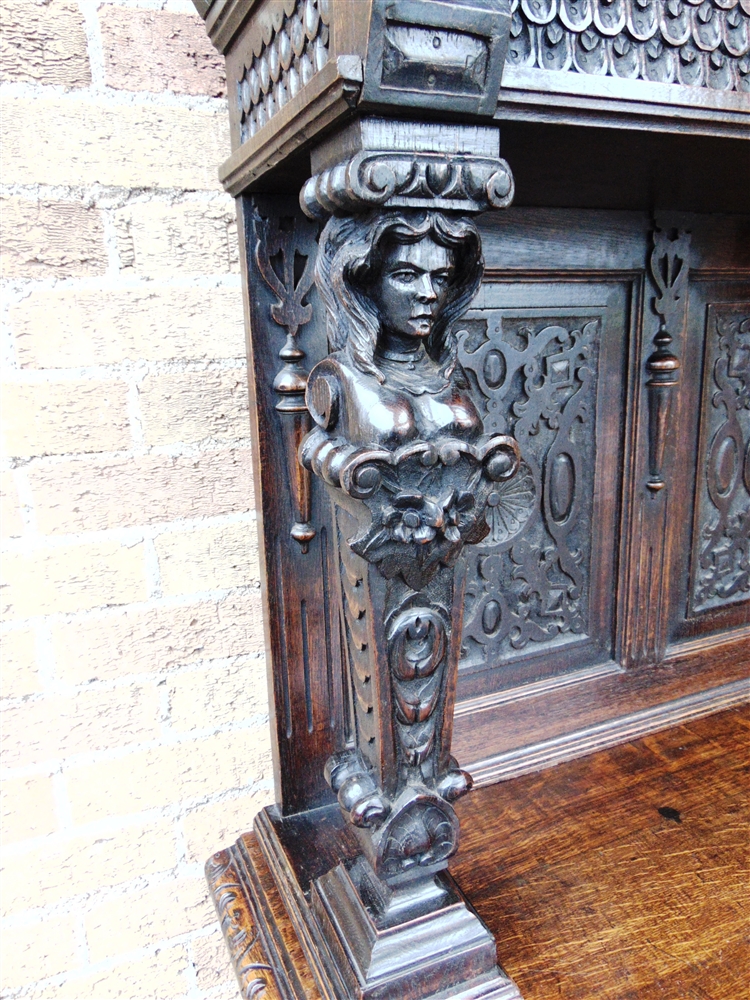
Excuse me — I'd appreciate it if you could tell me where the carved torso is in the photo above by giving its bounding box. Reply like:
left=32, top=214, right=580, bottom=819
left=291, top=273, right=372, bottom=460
left=308, top=352, right=483, bottom=450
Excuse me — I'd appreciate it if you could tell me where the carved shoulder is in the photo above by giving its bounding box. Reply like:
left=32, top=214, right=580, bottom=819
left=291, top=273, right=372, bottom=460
left=307, top=354, right=418, bottom=450
left=306, top=356, right=346, bottom=433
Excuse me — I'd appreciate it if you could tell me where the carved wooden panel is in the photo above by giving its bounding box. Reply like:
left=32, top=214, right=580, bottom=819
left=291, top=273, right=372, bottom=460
left=242, top=194, right=346, bottom=813
left=667, top=273, right=750, bottom=651
left=690, top=302, right=750, bottom=614
left=455, top=280, right=631, bottom=694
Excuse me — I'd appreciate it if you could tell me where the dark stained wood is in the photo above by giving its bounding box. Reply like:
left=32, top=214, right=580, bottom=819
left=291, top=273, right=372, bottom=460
left=209, top=706, right=750, bottom=1000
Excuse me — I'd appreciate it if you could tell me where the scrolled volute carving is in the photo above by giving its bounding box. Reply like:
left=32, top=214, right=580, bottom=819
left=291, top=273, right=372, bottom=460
left=299, top=192, right=520, bottom=882
left=300, top=150, right=515, bottom=220
left=302, top=432, right=519, bottom=590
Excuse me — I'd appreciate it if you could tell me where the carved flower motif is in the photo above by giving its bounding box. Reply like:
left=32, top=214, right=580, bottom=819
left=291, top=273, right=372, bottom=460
left=384, top=493, right=443, bottom=545
left=441, top=489, right=476, bottom=543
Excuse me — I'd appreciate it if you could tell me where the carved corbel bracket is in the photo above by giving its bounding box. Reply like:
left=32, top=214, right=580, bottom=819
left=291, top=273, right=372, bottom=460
left=300, top=149, right=515, bottom=219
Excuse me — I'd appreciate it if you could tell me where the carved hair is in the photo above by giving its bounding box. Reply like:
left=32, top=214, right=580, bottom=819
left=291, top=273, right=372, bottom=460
left=316, top=211, right=484, bottom=382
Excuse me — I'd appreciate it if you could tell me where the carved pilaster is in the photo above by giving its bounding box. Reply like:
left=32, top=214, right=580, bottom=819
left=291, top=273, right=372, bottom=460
left=645, top=227, right=691, bottom=493
left=623, top=223, right=692, bottom=667
left=277, top=122, right=525, bottom=999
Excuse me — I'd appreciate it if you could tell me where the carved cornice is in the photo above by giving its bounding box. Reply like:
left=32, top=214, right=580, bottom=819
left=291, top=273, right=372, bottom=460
left=300, top=150, right=515, bottom=219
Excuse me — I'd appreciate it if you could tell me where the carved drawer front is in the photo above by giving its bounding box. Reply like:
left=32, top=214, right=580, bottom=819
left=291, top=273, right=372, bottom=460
left=672, top=285, right=750, bottom=647
left=455, top=279, right=630, bottom=696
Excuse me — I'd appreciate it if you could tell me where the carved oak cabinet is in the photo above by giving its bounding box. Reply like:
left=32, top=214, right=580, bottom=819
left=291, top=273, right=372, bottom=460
left=191, top=2, right=749, bottom=998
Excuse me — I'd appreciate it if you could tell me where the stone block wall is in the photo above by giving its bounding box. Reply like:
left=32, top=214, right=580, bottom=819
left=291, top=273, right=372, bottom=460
left=0, top=2, right=273, bottom=997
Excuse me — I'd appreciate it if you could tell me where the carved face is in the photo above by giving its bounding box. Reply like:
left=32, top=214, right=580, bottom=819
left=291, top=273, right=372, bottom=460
left=370, top=238, right=454, bottom=348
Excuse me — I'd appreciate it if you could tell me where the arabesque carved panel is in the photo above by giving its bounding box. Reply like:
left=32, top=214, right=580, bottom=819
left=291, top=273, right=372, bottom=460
left=458, top=311, right=599, bottom=671
left=691, top=303, right=750, bottom=612
left=454, top=280, right=629, bottom=682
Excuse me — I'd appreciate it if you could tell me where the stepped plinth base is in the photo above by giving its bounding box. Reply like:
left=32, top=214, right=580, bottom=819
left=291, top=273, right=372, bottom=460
left=205, top=803, right=522, bottom=1000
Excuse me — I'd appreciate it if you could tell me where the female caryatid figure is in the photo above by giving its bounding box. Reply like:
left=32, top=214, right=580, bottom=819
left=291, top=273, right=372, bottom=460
left=301, top=210, right=520, bottom=878
left=303, top=211, right=486, bottom=462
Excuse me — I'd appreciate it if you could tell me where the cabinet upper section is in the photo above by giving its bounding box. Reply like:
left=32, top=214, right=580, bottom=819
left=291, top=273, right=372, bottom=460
left=193, top=0, right=749, bottom=193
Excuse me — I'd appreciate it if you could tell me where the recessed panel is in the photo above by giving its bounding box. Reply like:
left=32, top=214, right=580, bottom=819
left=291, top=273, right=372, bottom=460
left=690, top=303, right=750, bottom=615
left=456, top=280, right=630, bottom=691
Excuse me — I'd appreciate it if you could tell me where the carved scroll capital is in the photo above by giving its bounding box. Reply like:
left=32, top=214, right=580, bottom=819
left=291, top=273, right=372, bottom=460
left=300, top=150, right=515, bottom=219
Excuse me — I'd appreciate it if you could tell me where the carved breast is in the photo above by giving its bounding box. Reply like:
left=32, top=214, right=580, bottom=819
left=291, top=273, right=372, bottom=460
left=307, top=356, right=482, bottom=449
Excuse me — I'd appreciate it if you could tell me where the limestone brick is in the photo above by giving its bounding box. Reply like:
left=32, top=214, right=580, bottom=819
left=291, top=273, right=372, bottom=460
left=85, top=876, right=213, bottom=962
left=1, top=540, right=147, bottom=620
left=66, top=728, right=272, bottom=824
left=28, top=449, right=254, bottom=535
left=0, top=380, right=131, bottom=459
left=51, top=594, right=265, bottom=684
left=1, top=819, right=177, bottom=916
left=168, top=654, right=268, bottom=734
left=0, top=774, right=58, bottom=845
left=182, top=788, right=275, bottom=866
left=1, top=684, right=160, bottom=768
left=100, top=6, right=225, bottom=97
left=29, top=945, right=189, bottom=1000
left=0, top=198, right=107, bottom=279
left=155, top=521, right=260, bottom=596
left=0, top=626, right=41, bottom=698
left=139, top=369, right=249, bottom=447
left=1, top=916, right=80, bottom=991
left=10, top=285, right=245, bottom=369
left=0, top=98, right=228, bottom=190
left=0, top=0, right=90, bottom=89
left=0, top=469, right=23, bottom=539
left=114, top=198, right=238, bottom=277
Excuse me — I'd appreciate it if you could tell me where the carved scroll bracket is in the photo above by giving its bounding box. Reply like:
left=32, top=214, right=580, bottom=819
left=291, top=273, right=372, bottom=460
left=253, top=201, right=319, bottom=550
left=645, top=225, right=691, bottom=493
left=300, top=149, right=515, bottom=220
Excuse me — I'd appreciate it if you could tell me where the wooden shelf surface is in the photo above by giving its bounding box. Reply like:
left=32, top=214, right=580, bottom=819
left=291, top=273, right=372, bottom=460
left=453, top=704, right=750, bottom=1000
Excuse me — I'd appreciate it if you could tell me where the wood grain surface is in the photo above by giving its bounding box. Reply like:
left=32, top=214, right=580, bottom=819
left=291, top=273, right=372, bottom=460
left=452, top=705, right=750, bottom=1000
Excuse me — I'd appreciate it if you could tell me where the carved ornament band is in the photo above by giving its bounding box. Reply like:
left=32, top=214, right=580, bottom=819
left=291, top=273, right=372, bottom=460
left=300, top=150, right=515, bottom=219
